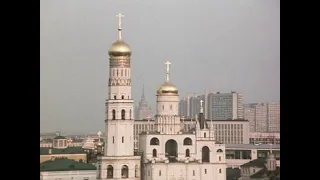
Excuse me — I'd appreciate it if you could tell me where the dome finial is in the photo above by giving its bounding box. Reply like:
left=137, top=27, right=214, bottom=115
left=165, top=60, right=171, bottom=82
left=116, top=13, right=124, bottom=40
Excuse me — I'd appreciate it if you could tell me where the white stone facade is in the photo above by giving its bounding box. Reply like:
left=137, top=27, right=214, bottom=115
left=139, top=61, right=226, bottom=180
left=97, top=14, right=140, bottom=180
left=40, top=170, right=96, bottom=180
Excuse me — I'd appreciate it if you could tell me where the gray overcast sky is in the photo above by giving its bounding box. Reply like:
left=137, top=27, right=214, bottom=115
left=40, top=0, right=279, bottom=134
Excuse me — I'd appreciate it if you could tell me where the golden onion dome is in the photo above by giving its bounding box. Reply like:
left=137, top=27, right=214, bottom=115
left=156, top=81, right=179, bottom=96
left=108, top=40, right=131, bottom=57
left=96, top=141, right=104, bottom=147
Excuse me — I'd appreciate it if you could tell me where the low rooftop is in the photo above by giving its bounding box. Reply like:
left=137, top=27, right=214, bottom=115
left=226, top=144, right=280, bottom=150
left=40, top=158, right=96, bottom=172
left=40, top=147, right=85, bottom=155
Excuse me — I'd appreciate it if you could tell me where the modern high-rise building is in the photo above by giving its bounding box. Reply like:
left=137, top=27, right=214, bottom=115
left=207, top=92, right=244, bottom=120
left=243, top=103, right=257, bottom=132
left=179, top=90, right=213, bottom=119
left=267, top=102, right=280, bottom=132
left=243, top=102, right=280, bottom=133
left=135, top=85, right=152, bottom=120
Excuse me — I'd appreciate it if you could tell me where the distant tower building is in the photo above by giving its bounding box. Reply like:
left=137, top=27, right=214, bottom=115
left=97, top=13, right=140, bottom=180
left=178, top=97, right=188, bottom=117
left=244, top=102, right=280, bottom=133
left=244, top=103, right=258, bottom=132
left=179, top=90, right=214, bottom=119
left=136, top=85, right=152, bottom=120
left=267, top=102, right=280, bottom=132
left=207, top=91, right=244, bottom=120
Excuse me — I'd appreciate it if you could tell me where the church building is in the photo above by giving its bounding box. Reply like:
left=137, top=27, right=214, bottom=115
left=138, top=61, right=227, bottom=180
left=98, top=13, right=226, bottom=180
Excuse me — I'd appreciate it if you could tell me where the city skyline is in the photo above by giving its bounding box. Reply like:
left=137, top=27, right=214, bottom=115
left=40, top=0, right=280, bottom=133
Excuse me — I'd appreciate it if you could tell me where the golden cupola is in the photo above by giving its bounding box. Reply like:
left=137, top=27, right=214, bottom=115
left=156, top=61, right=179, bottom=96
left=108, top=13, right=131, bottom=57
left=108, top=40, right=131, bottom=57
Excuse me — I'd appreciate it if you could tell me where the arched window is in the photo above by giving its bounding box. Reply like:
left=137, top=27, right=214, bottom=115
left=219, top=169, right=222, bottom=173
left=202, top=146, right=210, bottom=162
left=122, top=136, right=124, bottom=143
left=165, top=139, right=178, bottom=162
left=121, top=165, right=129, bottom=178
left=159, top=170, right=161, bottom=176
left=217, top=149, right=223, bottom=153
left=204, top=169, right=207, bottom=174
left=170, top=105, right=172, bottom=110
left=150, top=137, right=159, bottom=145
left=114, top=95, right=116, bottom=99
left=183, top=137, right=192, bottom=145
left=113, top=69, right=115, bottom=76
left=152, top=149, right=157, bottom=157
left=162, top=105, right=164, bottom=110
left=130, top=109, right=132, bottom=120
left=121, top=95, right=124, bottom=99
left=121, top=109, right=125, bottom=120
left=193, top=170, right=195, bottom=176
left=128, top=95, right=130, bottom=99
left=121, top=69, right=123, bottom=76
left=112, top=110, right=116, bottom=120
left=117, top=69, right=119, bottom=76
left=204, top=133, right=206, bottom=138
left=107, top=165, right=113, bottom=179
left=112, top=136, right=114, bottom=143
left=186, top=149, right=190, bottom=157
left=219, top=156, right=221, bottom=161
left=135, top=165, right=139, bottom=178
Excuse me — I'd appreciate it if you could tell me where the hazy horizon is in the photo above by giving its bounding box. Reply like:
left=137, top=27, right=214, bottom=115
left=40, top=0, right=280, bottom=134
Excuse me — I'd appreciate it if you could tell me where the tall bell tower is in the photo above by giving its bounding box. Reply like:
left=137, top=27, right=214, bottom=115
left=97, top=13, right=140, bottom=180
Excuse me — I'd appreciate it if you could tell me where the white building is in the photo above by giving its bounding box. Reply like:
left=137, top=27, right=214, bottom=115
left=133, top=118, right=249, bottom=149
left=207, top=92, right=244, bottom=120
left=183, top=119, right=250, bottom=144
left=139, top=61, right=226, bottom=180
left=244, top=102, right=280, bottom=133
left=267, top=102, right=280, bottom=132
left=97, top=13, right=140, bottom=180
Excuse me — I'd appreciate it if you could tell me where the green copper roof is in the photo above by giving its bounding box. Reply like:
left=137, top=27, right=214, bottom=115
left=40, top=147, right=85, bottom=155
left=40, top=158, right=96, bottom=172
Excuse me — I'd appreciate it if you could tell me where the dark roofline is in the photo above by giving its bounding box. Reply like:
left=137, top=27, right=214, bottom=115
left=134, top=119, right=155, bottom=121
left=183, top=119, right=249, bottom=122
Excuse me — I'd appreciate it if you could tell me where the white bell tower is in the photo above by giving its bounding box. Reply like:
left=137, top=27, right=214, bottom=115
left=98, top=13, right=140, bottom=180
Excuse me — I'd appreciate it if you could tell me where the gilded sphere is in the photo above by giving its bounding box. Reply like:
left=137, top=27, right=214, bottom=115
left=157, top=81, right=179, bottom=96
left=108, top=40, right=131, bottom=57
left=96, top=141, right=104, bottom=147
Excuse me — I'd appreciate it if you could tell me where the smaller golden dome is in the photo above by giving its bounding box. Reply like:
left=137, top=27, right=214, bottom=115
left=157, top=81, right=178, bottom=96
left=96, top=141, right=104, bottom=147
left=108, top=40, right=131, bottom=57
